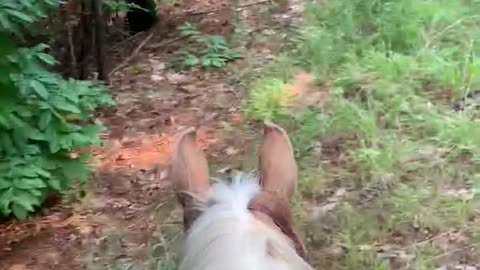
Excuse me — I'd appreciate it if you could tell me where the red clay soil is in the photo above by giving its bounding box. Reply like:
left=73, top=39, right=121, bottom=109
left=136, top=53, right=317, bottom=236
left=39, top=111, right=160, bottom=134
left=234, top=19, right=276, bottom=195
left=91, top=127, right=218, bottom=172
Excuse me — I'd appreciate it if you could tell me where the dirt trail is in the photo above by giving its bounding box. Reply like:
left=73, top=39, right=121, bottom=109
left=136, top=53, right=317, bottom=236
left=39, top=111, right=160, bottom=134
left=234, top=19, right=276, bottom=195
left=0, top=1, right=303, bottom=269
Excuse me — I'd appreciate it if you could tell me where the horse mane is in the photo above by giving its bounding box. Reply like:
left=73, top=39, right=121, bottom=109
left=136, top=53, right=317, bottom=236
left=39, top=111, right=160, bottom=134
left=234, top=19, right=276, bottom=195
left=177, top=173, right=313, bottom=270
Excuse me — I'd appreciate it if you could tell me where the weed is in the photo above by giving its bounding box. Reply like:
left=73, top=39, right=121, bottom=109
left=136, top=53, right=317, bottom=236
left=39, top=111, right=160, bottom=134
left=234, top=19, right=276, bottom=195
left=267, top=54, right=297, bottom=82
left=410, top=244, right=442, bottom=270
left=172, top=23, right=241, bottom=70
left=290, top=109, right=324, bottom=158
left=332, top=203, right=389, bottom=269
left=297, top=165, right=325, bottom=199
left=242, top=78, right=293, bottom=121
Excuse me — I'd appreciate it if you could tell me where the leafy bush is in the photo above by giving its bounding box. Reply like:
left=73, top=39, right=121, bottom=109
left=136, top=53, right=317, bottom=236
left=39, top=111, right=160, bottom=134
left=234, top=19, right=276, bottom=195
left=242, top=78, right=293, bottom=121
left=172, top=23, right=241, bottom=70
left=0, top=0, right=114, bottom=219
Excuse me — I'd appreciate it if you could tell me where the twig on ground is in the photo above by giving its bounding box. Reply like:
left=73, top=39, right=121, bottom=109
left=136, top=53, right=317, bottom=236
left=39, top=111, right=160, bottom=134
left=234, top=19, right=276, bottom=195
left=428, top=242, right=480, bottom=262
left=109, top=32, right=154, bottom=76
left=401, top=231, right=453, bottom=251
left=184, top=0, right=271, bottom=16
left=111, top=30, right=147, bottom=51
left=247, top=24, right=293, bottom=35
left=148, top=36, right=185, bottom=50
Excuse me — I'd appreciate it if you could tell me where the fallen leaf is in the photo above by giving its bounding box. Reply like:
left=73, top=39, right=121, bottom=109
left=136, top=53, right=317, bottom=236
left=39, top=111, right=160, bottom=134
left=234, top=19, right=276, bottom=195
left=151, top=74, right=164, bottom=81
left=9, top=264, right=27, bottom=270
left=166, top=73, right=193, bottom=85
left=231, top=112, right=242, bottom=123
left=309, top=202, right=338, bottom=220
left=225, top=146, right=239, bottom=156
left=332, top=188, right=347, bottom=199
left=309, top=188, right=347, bottom=220
left=179, top=84, right=199, bottom=93
left=157, top=169, right=168, bottom=181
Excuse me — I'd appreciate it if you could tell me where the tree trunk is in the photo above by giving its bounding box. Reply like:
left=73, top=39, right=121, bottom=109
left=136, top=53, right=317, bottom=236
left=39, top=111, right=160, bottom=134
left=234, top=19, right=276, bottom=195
left=78, top=0, right=92, bottom=80
left=93, top=0, right=107, bottom=82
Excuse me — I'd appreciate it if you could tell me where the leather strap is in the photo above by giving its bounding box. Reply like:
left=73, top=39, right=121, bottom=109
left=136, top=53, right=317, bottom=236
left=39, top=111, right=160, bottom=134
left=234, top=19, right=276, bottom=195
left=248, top=192, right=307, bottom=261
left=179, top=191, right=307, bottom=261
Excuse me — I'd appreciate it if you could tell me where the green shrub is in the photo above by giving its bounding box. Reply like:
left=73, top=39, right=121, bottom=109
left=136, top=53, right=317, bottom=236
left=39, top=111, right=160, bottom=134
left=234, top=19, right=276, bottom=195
left=0, top=0, right=114, bottom=219
left=242, top=78, right=292, bottom=121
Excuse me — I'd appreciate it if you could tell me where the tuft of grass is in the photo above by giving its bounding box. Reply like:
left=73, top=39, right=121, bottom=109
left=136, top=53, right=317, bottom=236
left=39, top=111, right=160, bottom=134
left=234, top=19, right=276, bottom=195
left=242, top=78, right=293, bottom=121
left=290, top=109, right=324, bottom=157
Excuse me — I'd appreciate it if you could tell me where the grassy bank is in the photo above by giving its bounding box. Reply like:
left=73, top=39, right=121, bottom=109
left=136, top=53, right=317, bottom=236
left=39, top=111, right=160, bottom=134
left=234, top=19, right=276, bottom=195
left=244, top=0, right=480, bottom=269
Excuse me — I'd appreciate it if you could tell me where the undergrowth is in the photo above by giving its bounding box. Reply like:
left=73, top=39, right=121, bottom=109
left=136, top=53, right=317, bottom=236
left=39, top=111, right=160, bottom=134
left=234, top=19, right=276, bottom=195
left=242, top=78, right=292, bottom=121
left=0, top=0, right=113, bottom=219
left=172, top=22, right=241, bottom=70
left=243, top=0, right=480, bottom=269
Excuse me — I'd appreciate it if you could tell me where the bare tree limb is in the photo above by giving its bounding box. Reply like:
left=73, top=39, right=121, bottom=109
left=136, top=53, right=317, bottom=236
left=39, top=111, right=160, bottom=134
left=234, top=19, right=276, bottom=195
left=111, top=31, right=148, bottom=51
left=78, top=1, right=92, bottom=80
left=148, top=36, right=185, bottom=50
left=108, top=32, right=154, bottom=76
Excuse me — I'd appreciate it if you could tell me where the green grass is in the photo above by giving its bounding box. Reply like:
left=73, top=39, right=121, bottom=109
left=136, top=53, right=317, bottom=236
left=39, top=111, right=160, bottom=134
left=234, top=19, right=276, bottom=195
left=242, top=77, right=293, bottom=121
left=242, top=0, right=480, bottom=268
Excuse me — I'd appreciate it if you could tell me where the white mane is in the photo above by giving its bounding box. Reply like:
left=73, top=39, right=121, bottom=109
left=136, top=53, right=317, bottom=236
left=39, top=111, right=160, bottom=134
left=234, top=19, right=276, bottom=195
left=178, top=174, right=313, bottom=270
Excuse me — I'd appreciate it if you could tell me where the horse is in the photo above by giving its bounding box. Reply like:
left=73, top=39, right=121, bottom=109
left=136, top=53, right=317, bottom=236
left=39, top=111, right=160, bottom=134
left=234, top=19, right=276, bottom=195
left=169, top=122, right=315, bottom=270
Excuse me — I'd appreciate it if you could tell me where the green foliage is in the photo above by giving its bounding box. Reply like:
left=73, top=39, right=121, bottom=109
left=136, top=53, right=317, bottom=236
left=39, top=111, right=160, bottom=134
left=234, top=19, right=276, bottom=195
left=242, top=78, right=292, bottom=121
left=0, top=0, right=60, bottom=33
left=0, top=0, right=114, bottom=219
left=290, top=109, right=324, bottom=157
left=297, top=0, right=480, bottom=165
left=172, top=23, right=241, bottom=70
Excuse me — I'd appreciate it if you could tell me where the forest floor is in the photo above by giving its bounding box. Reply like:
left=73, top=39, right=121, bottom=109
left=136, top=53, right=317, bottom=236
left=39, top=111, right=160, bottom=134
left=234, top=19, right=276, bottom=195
left=3, top=0, right=480, bottom=270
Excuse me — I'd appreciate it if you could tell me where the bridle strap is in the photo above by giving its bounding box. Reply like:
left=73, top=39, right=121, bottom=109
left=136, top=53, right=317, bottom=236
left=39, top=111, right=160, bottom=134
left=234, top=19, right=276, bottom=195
left=177, top=192, right=202, bottom=232
left=179, top=191, right=307, bottom=261
left=248, top=192, right=308, bottom=261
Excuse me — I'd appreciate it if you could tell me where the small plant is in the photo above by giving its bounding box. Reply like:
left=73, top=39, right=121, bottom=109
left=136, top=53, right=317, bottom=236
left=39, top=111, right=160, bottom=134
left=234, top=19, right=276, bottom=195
left=243, top=78, right=293, bottom=121
left=172, top=22, right=241, bottom=70
left=290, top=109, right=324, bottom=157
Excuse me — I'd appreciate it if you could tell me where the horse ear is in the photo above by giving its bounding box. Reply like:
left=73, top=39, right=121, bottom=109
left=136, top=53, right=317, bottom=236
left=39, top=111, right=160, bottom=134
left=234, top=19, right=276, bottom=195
left=170, top=127, right=210, bottom=200
left=258, top=122, right=298, bottom=199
